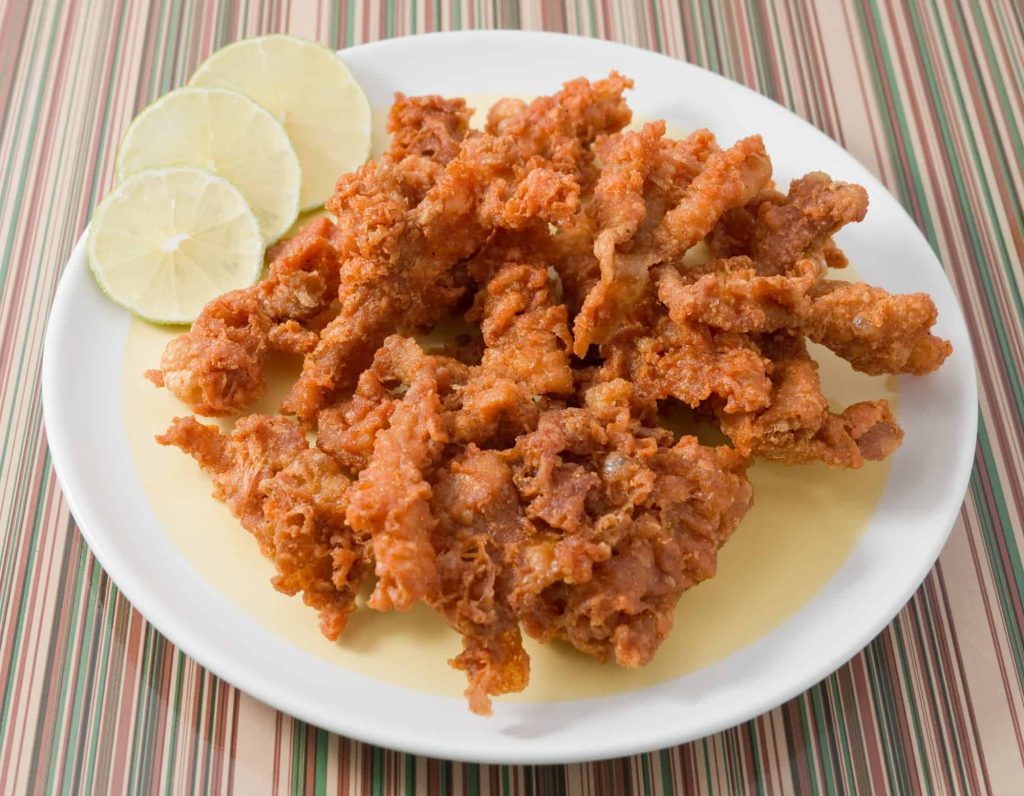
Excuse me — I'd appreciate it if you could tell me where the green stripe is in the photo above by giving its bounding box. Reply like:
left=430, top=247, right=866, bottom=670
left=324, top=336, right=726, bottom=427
left=659, top=748, right=675, bottom=794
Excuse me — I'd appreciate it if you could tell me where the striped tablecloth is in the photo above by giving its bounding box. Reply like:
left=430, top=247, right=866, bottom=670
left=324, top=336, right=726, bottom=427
left=2, top=1, right=1022, bottom=793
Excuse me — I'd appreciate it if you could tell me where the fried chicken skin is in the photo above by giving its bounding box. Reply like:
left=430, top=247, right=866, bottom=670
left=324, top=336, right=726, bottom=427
left=803, top=281, right=953, bottom=375
left=573, top=121, right=667, bottom=354
left=573, top=129, right=772, bottom=353
left=712, top=333, right=904, bottom=466
left=385, top=93, right=473, bottom=166
left=429, top=447, right=530, bottom=715
left=609, top=314, right=774, bottom=414
left=146, top=93, right=479, bottom=418
left=655, top=259, right=952, bottom=375
left=454, top=259, right=574, bottom=445
left=378, top=93, right=477, bottom=207
left=507, top=380, right=752, bottom=665
left=281, top=136, right=580, bottom=423
left=156, top=415, right=366, bottom=639
left=653, top=135, right=773, bottom=262
left=709, top=171, right=869, bottom=274
left=280, top=75, right=635, bottom=424
left=485, top=71, right=634, bottom=183
left=654, top=257, right=821, bottom=334
left=344, top=338, right=451, bottom=611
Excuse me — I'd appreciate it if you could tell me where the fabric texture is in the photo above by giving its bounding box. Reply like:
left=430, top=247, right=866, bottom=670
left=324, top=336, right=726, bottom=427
left=1, top=1, right=1022, bottom=792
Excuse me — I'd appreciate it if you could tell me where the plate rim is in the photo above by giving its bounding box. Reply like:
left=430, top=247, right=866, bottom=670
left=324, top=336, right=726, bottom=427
left=42, top=29, right=979, bottom=764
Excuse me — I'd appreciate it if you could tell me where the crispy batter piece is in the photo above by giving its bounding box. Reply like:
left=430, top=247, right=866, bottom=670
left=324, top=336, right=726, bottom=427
left=654, top=258, right=821, bottom=333
left=603, top=312, right=774, bottom=414
left=804, top=281, right=953, bottom=375
left=652, top=135, right=772, bottom=262
left=316, top=364, right=397, bottom=475
left=317, top=335, right=468, bottom=472
left=454, top=260, right=574, bottom=445
left=560, top=126, right=720, bottom=318
left=146, top=219, right=340, bottom=415
left=573, top=121, right=667, bottom=354
left=381, top=93, right=476, bottom=204
left=713, top=333, right=904, bottom=466
left=430, top=447, right=530, bottom=715
left=148, top=91, right=478, bottom=418
left=344, top=337, right=450, bottom=611
left=485, top=71, right=634, bottom=182
left=709, top=172, right=868, bottom=275
left=573, top=131, right=772, bottom=353
left=507, top=380, right=752, bottom=665
left=281, top=135, right=580, bottom=423
left=156, top=415, right=366, bottom=638
left=386, top=93, right=473, bottom=166
left=656, top=260, right=952, bottom=375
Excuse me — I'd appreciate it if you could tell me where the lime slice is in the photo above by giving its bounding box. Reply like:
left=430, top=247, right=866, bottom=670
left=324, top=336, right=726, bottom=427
left=115, top=87, right=300, bottom=244
left=87, top=166, right=263, bottom=324
left=189, top=34, right=371, bottom=210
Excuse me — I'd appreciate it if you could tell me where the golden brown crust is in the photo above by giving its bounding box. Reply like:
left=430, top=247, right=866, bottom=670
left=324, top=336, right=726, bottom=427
left=281, top=136, right=580, bottom=423
left=506, top=381, right=752, bottom=665
left=156, top=415, right=366, bottom=638
left=713, top=333, right=904, bottom=466
left=655, top=260, right=952, bottom=376
left=344, top=338, right=449, bottom=612
left=708, top=172, right=868, bottom=275
left=454, top=260, right=573, bottom=446
left=430, top=447, right=530, bottom=715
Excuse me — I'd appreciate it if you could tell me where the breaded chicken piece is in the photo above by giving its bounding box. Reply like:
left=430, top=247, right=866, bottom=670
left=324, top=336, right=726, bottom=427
left=713, top=333, right=904, bottom=466
left=750, top=173, right=868, bottom=273
left=559, top=126, right=721, bottom=320
left=316, top=335, right=468, bottom=472
left=602, top=311, right=774, bottom=414
left=477, top=215, right=599, bottom=316
left=804, top=281, right=953, bottom=375
left=708, top=171, right=868, bottom=274
left=468, top=72, right=635, bottom=315
left=656, top=260, right=952, bottom=375
left=385, top=93, right=473, bottom=166
left=654, top=258, right=822, bottom=333
left=280, top=74, right=630, bottom=422
left=315, top=364, right=397, bottom=475
left=148, top=93, right=478, bottom=418
left=344, top=338, right=451, bottom=611
left=454, top=259, right=574, bottom=445
left=507, top=379, right=752, bottom=666
left=281, top=135, right=581, bottom=423
left=573, top=121, right=667, bottom=354
left=156, top=415, right=366, bottom=639
left=652, top=135, right=773, bottom=261
left=573, top=130, right=772, bottom=353
left=382, top=93, right=476, bottom=204
left=485, top=71, right=634, bottom=183
left=429, top=447, right=530, bottom=715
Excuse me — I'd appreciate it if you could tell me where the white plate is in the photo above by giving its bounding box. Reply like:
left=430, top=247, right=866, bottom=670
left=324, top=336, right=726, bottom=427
left=42, top=30, right=977, bottom=764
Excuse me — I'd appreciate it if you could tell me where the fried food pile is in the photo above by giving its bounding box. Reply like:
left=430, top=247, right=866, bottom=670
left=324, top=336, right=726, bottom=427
left=148, top=75, right=952, bottom=714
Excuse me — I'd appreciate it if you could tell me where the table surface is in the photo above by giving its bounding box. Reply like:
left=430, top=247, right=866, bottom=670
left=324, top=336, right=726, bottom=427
left=2, top=0, right=1023, bottom=793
